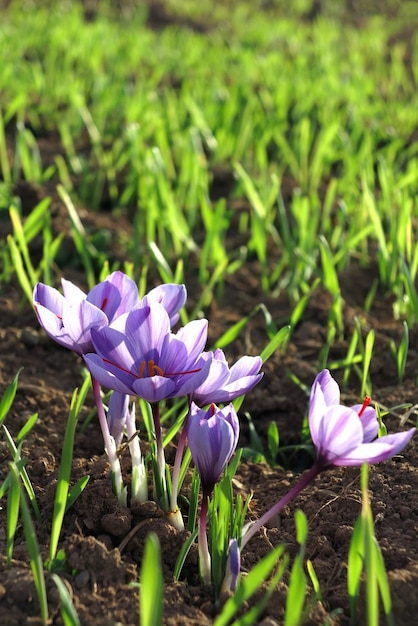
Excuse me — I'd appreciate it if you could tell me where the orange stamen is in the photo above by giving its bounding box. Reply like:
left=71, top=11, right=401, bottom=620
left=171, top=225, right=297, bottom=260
left=358, top=396, right=371, bottom=417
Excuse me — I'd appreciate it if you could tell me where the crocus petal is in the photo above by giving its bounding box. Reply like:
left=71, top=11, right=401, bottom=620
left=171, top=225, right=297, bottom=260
left=191, top=352, right=262, bottom=406
left=61, top=299, right=108, bottom=354
left=145, top=283, right=187, bottom=326
left=125, top=303, right=170, bottom=357
left=191, top=358, right=231, bottom=405
left=34, top=304, right=75, bottom=350
left=88, top=271, right=139, bottom=322
left=92, top=322, right=143, bottom=371
left=312, top=369, right=340, bottom=406
left=84, top=354, right=134, bottom=394
left=61, top=279, right=87, bottom=303
left=228, top=356, right=262, bottom=381
left=174, top=319, right=209, bottom=363
left=333, top=428, right=415, bottom=466
left=174, top=358, right=213, bottom=397
left=217, top=374, right=264, bottom=403
left=317, top=406, right=363, bottom=467
left=351, top=404, right=379, bottom=442
left=131, top=376, right=177, bottom=403
left=308, top=381, right=328, bottom=448
left=33, top=283, right=65, bottom=316
left=187, top=402, right=239, bottom=491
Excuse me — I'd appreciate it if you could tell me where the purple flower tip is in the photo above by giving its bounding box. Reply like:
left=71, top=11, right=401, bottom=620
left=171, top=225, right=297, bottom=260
left=187, top=401, right=239, bottom=492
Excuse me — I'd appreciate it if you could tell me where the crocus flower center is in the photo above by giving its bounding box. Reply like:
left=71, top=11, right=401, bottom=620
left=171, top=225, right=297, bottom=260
left=138, top=359, right=164, bottom=378
left=137, top=359, right=202, bottom=379
left=358, top=395, right=371, bottom=417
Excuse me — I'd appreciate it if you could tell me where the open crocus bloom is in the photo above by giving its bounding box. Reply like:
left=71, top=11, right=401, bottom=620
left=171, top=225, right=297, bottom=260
left=191, top=349, right=263, bottom=405
left=33, top=271, right=139, bottom=354
left=187, top=401, right=239, bottom=492
left=84, top=301, right=211, bottom=403
left=33, top=272, right=187, bottom=355
left=310, top=370, right=415, bottom=469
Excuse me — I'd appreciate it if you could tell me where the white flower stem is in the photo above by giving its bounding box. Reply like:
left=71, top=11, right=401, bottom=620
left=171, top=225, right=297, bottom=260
left=91, top=375, right=127, bottom=506
left=198, top=490, right=211, bottom=585
left=168, top=420, right=187, bottom=530
left=126, top=403, right=148, bottom=504
left=151, top=402, right=168, bottom=511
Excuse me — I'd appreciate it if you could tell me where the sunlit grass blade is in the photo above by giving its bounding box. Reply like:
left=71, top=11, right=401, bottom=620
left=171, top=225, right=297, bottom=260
left=49, top=382, right=90, bottom=565
left=9, top=462, right=48, bottom=625
left=360, top=328, right=375, bottom=398
left=0, top=369, right=22, bottom=425
left=348, top=464, right=394, bottom=626
left=6, top=466, right=20, bottom=566
left=284, top=510, right=308, bottom=626
left=66, top=475, right=90, bottom=512
left=51, top=573, right=81, bottom=626
left=260, top=325, right=291, bottom=364
left=7, top=234, right=34, bottom=304
left=58, top=184, right=97, bottom=289
left=140, top=533, right=163, bottom=626
left=2, top=423, right=41, bottom=521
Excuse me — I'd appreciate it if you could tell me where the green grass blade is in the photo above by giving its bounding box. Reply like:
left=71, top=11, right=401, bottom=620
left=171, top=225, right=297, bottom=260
left=6, top=469, right=20, bottom=566
left=66, top=476, right=90, bottom=512
left=140, top=533, right=163, bottom=626
left=51, top=574, right=81, bottom=626
left=49, top=386, right=85, bottom=564
left=0, top=369, right=22, bottom=424
left=9, top=462, right=49, bottom=624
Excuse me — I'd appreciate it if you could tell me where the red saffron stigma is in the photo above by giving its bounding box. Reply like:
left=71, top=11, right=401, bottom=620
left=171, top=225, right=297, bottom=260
left=210, top=403, right=216, bottom=416
left=358, top=395, right=371, bottom=417
left=100, top=297, right=108, bottom=311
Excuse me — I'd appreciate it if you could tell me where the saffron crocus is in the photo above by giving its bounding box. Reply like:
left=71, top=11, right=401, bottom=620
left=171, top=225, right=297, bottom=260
left=191, top=349, right=263, bottom=406
left=84, top=302, right=211, bottom=403
left=33, top=271, right=139, bottom=355
left=84, top=301, right=211, bottom=511
left=169, top=350, right=262, bottom=520
left=187, top=402, right=239, bottom=584
left=33, top=273, right=186, bottom=355
left=309, top=369, right=415, bottom=469
left=241, top=369, right=415, bottom=549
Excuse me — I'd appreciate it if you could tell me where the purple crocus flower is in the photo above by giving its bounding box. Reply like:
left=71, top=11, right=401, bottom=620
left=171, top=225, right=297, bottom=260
left=33, top=272, right=187, bottom=355
left=187, top=401, right=240, bottom=585
left=191, top=349, right=263, bottom=406
left=310, top=369, right=415, bottom=469
left=33, top=271, right=139, bottom=355
left=241, top=369, right=415, bottom=549
left=187, top=401, right=239, bottom=492
left=84, top=301, right=211, bottom=403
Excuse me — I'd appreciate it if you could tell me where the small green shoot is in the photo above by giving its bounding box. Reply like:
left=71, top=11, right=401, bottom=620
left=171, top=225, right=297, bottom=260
left=140, top=533, right=163, bottom=626
left=347, top=464, right=393, bottom=626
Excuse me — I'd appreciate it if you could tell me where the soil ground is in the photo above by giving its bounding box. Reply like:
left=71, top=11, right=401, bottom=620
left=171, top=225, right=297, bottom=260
left=1, top=2, right=418, bottom=625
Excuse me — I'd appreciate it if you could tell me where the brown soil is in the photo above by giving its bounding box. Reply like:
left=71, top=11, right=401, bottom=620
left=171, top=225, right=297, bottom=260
left=1, top=2, right=418, bottom=626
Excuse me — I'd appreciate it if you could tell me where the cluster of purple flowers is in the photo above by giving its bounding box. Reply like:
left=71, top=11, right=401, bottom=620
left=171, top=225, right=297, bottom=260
left=33, top=271, right=415, bottom=587
left=33, top=271, right=262, bottom=514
